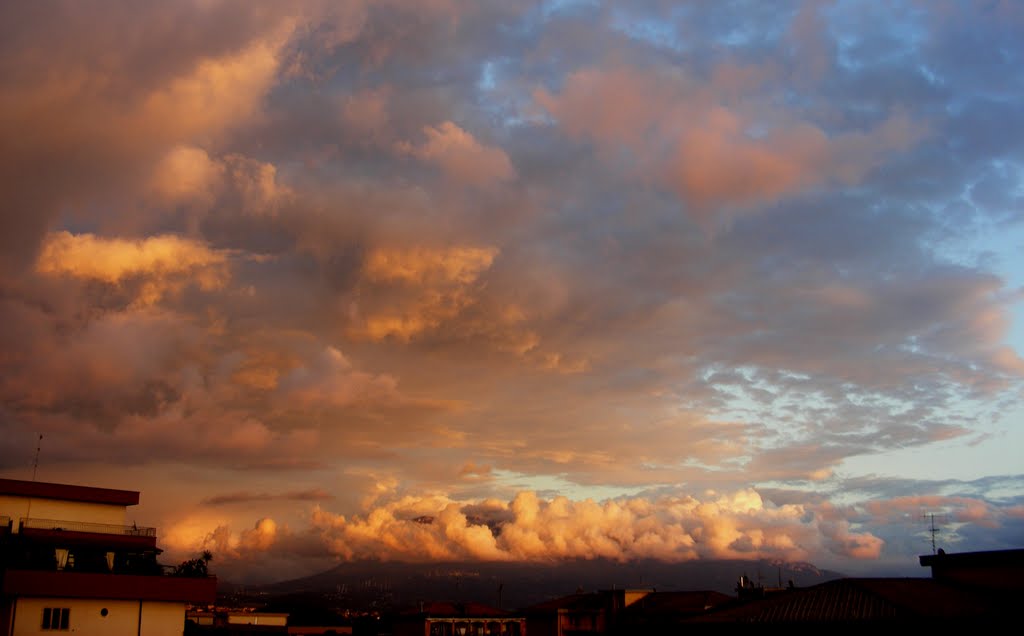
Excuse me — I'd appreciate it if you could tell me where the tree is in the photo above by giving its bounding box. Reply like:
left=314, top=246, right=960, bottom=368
left=173, top=551, right=213, bottom=577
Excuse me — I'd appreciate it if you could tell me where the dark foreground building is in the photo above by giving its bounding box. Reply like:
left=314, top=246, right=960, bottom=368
left=683, top=548, right=1021, bottom=629
left=0, top=478, right=216, bottom=636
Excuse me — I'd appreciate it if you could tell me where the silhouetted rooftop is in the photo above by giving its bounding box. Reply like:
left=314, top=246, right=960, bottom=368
left=690, top=577, right=997, bottom=623
left=0, top=478, right=139, bottom=506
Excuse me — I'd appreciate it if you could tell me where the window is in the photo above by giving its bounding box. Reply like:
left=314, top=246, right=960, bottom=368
left=41, top=608, right=70, bottom=631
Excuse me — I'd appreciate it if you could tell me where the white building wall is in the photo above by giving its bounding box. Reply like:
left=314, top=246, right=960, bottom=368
left=0, top=496, right=128, bottom=532
left=12, top=598, right=184, bottom=636
left=140, top=601, right=187, bottom=636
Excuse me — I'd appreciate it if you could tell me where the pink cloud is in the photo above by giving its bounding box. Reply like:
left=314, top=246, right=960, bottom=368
left=535, top=64, right=926, bottom=224
left=397, top=121, right=516, bottom=186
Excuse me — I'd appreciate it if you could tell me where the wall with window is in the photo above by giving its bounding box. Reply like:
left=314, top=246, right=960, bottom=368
left=11, top=598, right=185, bottom=636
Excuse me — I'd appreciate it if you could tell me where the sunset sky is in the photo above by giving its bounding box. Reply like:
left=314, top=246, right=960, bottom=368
left=1, top=0, right=1023, bottom=582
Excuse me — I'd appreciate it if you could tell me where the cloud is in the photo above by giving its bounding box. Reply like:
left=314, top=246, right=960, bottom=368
left=341, top=86, right=392, bottom=141
left=351, top=245, right=499, bottom=341
left=397, top=122, right=516, bottom=186
left=136, top=20, right=295, bottom=144
left=305, top=489, right=879, bottom=564
left=2, top=0, right=1024, bottom=581
left=150, top=145, right=225, bottom=203
left=275, top=346, right=403, bottom=407
left=535, top=64, right=926, bottom=223
left=363, top=245, right=499, bottom=286
left=0, top=2, right=302, bottom=274
left=202, top=489, right=335, bottom=506
left=36, top=232, right=229, bottom=306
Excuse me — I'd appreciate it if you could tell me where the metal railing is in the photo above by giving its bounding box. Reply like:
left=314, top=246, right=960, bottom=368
left=20, top=517, right=156, bottom=537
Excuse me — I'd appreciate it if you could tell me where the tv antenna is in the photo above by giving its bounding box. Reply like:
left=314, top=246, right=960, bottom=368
left=31, top=434, right=43, bottom=481
left=924, top=513, right=941, bottom=554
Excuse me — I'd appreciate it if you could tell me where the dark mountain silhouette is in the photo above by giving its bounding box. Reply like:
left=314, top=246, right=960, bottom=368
left=236, top=558, right=843, bottom=609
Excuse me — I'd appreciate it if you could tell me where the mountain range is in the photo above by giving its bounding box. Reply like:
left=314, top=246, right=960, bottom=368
left=232, top=558, right=845, bottom=609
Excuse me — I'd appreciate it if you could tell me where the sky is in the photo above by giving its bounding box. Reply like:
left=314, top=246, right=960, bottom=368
left=1, top=0, right=1023, bottom=582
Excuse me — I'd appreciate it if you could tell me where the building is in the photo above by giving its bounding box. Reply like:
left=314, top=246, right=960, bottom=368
left=523, top=592, right=607, bottom=636
left=392, top=601, right=525, bottom=636
left=614, top=590, right=733, bottom=632
left=0, top=478, right=216, bottom=636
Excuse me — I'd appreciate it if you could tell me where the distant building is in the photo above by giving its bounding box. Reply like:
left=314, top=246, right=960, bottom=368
left=392, top=601, right=524, bottom=636
left=523, top=587, right=734, bottom=636
left=0, top=478, right=216, bottom=636
left=187, top=610, right=291, bottom=635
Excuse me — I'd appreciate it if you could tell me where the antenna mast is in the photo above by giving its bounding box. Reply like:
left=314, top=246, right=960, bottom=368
left=31, top=434, right=43, bottom=481
left=924, top=513, right=940, bottom=554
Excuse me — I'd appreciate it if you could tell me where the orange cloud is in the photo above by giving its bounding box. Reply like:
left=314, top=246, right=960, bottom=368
left=306, top=489, right=881, bottom=563
left=138, top=24, right=294, bottom=142
left=364, top=245, right=498, bottom=285
left=36, top=231, right=229, bottom=306
left=150, top=145, right=225, bottom=203
left=353, top=245, right=499, bottom=341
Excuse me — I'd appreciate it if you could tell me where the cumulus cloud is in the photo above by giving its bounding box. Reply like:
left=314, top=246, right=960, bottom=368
left=306, top=489, right=879, bottom=564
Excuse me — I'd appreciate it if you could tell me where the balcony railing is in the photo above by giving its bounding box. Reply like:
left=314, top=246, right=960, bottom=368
left=20, top=518, right=156, bottom=537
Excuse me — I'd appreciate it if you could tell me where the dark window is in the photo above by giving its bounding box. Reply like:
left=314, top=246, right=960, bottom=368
left=41, top=607, right=70, bottom=630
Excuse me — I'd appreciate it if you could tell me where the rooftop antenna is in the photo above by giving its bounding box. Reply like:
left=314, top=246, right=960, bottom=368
left=924, top=513, right=941, bottom=554
left=31, top=434, right=43, bottom=481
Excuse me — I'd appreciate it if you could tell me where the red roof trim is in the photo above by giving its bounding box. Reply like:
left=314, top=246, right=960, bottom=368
left=0, top=479, right=139, bottom=506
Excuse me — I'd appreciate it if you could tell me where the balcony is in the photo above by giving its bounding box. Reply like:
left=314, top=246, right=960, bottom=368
left=21, top=518, right=156, bottom=537
left=1, top=569, right=217, bottom=603
left=18, top=518, right=157, bottom=549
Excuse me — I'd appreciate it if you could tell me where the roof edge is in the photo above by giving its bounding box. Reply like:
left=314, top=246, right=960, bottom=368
left=0, top=478, right=140, bottom=506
